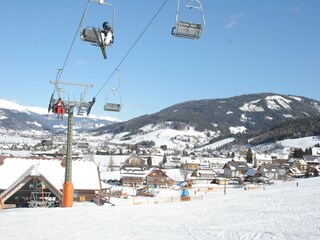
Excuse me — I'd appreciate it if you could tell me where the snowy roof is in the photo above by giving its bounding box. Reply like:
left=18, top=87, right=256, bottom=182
left=163, top=169, right=186, bottom=182
left=245, top=168, right=257, bottom=177
left=303, top=155, right=320, bottom=163
left=255, top=153, right=272, bottom=161
left=0, top=158, right=101, bottom=190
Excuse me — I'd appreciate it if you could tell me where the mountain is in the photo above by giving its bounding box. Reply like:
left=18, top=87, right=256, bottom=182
left=0, top=99, right=117, bottom=132
left=96, top=93, right=320, bottom=137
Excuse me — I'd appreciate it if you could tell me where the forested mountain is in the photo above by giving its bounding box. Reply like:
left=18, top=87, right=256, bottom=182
left=95, top=93, right=320, bottom=137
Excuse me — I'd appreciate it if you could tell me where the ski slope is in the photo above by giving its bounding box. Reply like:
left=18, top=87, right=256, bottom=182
left=1, top=178, right=320, bottom=239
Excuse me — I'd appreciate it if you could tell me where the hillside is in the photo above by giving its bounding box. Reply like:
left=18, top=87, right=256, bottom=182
left=95, top=93, right=320, bottom=137
left=238, top=116, right=320, bottom=146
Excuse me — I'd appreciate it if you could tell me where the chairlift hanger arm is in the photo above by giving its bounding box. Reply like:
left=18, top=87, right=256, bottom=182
left=49, top=80, right=94, bottom=88
left=79, top=0, right=116, bottom=33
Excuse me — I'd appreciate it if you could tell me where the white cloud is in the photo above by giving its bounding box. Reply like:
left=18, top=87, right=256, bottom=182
left=225, top=13, right=245, bottom=29
left=225, top=21, right=237, bottom=29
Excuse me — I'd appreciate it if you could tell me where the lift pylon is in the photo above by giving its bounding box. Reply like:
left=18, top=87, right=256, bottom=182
left=48, top=79, right=95, bottom=207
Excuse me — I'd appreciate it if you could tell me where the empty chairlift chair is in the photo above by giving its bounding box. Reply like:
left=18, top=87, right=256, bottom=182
left=171, top=0, right=205, bottom=40
left=104, top=87, right=121, bottom=112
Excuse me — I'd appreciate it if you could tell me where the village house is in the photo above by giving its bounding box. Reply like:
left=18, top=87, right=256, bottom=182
left=0, top=157, right=103, bottom=209
left=303, top=155, right=320, bottom=166
left=257, top=164, right=282, bottom=180
left=146, top=169, right=174, bottom=188
left=223, top=161, right=250, bottom=178
left=312, top=147, right=320, bottom=156
left=244, top=168, right=262, bottom=182
left=208, top=158, right=230, bottom=176
left=184, top=153, right=200, bottom=171
left=170, top=155, right=182, bottom=168
left=189, top=168, right=216, bottom=185
left=254, top=153, right=273, bottom=168
left=286, top=158, right=307, bottom=177
left=288, top=158, right=308, bottom=171
left=120, top=154, right=150, bottom=187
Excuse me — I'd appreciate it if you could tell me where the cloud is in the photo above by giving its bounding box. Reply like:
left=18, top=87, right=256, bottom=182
left=225, top=13, right=245, bottom=30
left=225, top=21, right=237, bottom=30
left=76, top=60, right=88, bottom=66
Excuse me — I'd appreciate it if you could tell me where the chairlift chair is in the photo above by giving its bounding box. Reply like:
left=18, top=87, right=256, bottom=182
left=104, top=70, right=122, bottom=112
left=104, top=88, right=121, bottom=112
left=171, top=0, right=205, bottom=40
left=79, top=0, right=115, bottom=59
left=48, top=70, right=95, bottom=118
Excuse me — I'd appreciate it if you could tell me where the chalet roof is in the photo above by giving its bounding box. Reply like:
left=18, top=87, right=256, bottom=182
left=121, top=154, right=148, bottom=168
left=120, top=167, right=154, bottom=178
left=289, top=158, right=308, bottom=165
left=255, top=153, right=272, bottom=161
left=258, top=164, right=280, bottom=174
left=223, top=161, right=249, bottom=171
left=163, top=169, right=188, bottom=182
left=245, top=168, right=257, bottom=177
left=303, top=155, right=320, bottom=163
left=185, top=157, right=200, bottom=164
left=190, top=168, right=216, bottom=178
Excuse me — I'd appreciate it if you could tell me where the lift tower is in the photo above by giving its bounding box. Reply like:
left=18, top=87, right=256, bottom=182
left=48, top=79, right=95, bottom=207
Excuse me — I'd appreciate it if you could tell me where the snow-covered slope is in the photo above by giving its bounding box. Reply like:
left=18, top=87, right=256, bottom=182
left=0, top=99, right=118, bottom=132
left=1, top=177, right=319, bottom=239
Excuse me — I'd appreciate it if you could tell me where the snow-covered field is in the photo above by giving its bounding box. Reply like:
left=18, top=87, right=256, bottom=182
left=1, top=178, right=320, bottom=240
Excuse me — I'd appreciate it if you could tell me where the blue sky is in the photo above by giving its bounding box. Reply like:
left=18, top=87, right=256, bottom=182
left=1, top=0, right=319, bottom=121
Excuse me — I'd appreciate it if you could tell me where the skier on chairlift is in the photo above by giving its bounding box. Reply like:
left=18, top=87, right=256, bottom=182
left=54, top=98, right=65, bottom=120
left=101, top=21, right=114, bottom=46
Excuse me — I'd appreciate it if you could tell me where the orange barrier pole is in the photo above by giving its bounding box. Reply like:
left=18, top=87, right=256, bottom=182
left=0, top=196, right=3, bottom=210
left=62, top=181, right=74, bottom=207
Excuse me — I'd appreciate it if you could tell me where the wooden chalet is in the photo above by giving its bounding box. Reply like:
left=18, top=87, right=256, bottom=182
left=120, top=154, right=150, bottom=187
left=0, top=157, right=103, bottom=208
left=146, top=169, right=175, bottom=188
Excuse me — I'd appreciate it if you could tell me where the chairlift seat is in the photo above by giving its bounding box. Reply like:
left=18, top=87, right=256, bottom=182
left=104, top=103, right=121, bottom=112
left=81, top=28, right=108, bottom=59
left=172, top=21, right=203, bottom=39
left=81, top=28, right=101, bottom=45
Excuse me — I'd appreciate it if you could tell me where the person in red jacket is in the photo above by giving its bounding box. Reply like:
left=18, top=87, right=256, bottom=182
left=54, top=98, right=65, bottom=119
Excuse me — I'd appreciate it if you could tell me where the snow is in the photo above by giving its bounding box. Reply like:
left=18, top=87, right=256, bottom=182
left=0, top=158, right=101, bottom=190
left=111, top=124, right=214, bottom=149
left=0, top=98, right=120, bottom=123
left=229, top=126, right=246, bottom=134
left=1, top=178, right=320, bottom=239
left=265, top=95, right=292, bottom=110
left=0, top=99, right=31, bottom=114
left=282, top=113, right=294, bottom=119
left=278, top=136, right=320, bottom=149
left=26, top=121, right=42, bottom=127
left=240, top=113, right=248, bottom=122
left=197, top=137, right=235, bottom=151
left=239, top=99, right=264, bottom=112
left=288, top=95, right=303, bottom=102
